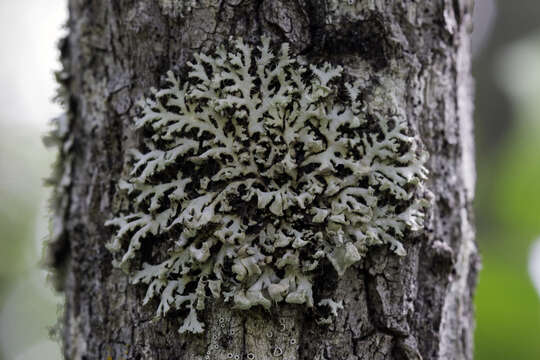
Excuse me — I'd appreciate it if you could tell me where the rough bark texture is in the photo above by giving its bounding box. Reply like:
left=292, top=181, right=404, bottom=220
left=53, top=0, right=478, bottom=359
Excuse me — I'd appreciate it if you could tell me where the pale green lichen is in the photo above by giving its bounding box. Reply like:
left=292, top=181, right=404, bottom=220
left=106, top=37, right=429, bottom=334
left=317, top=298, right=344, bottom=324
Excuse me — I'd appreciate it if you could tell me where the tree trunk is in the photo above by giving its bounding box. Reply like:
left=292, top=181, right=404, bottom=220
left=49, top=0, right=478, bottom=359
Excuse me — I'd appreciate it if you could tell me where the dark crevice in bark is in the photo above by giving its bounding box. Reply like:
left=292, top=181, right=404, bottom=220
left=361, top=266, right=377, bottom=332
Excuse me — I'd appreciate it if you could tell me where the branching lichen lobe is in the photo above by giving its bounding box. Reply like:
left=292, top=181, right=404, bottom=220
left=106, top=37, right=429, bottom=334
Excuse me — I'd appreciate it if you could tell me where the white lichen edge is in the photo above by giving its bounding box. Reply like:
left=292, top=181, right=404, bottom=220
left=106, top=36, right=429, bottom=334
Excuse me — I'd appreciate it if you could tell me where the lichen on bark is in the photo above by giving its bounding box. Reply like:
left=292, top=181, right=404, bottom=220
left=106, top=36, right=429, bottom=334
left=52, top=0, right=478, bottom=358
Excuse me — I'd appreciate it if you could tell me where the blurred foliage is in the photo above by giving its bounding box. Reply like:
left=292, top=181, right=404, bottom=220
left=0, top=127, right=43, bottom=277
left=0, top=124, right=61, bottom=360
left=475, top=260, right=540, bottom=359
left=474, top=33, right=540, bottom=359
left=0, top=0, right=66, bottom=358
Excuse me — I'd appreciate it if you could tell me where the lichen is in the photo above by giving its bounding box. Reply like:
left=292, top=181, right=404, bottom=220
left=317, top=298, right=344, bottom=324
left=106, top=37, right=429, bottom=334
left=43, top=36, right=74, bottom=291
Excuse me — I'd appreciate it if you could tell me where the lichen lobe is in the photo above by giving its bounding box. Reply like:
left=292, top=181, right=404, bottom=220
left=106, top=37, right=429, bottom=334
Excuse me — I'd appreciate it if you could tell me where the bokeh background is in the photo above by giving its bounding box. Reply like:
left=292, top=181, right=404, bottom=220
left=0, top=1, right=539, bottom=359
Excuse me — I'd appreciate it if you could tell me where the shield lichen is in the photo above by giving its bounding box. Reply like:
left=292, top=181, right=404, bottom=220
left=106, top=37, right=429, bottom=334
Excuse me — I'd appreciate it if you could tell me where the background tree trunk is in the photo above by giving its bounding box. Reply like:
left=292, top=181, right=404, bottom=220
left=52, top=0, right=478, bottom=359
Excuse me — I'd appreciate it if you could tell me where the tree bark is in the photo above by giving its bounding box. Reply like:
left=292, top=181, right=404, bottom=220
left=51, top=0, right=478, bottom=359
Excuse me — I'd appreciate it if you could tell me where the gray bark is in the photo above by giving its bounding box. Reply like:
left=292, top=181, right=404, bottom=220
left=50, top=0, right=478, bottom=359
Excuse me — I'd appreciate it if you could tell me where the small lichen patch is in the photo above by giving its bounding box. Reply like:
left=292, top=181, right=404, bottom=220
left=106, top=37, right=429, bottom=334
left=317, top=298, right=344, bottom=324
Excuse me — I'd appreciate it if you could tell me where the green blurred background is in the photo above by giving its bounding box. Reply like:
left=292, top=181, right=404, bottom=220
left=1, top=1, right=540, bottom=359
